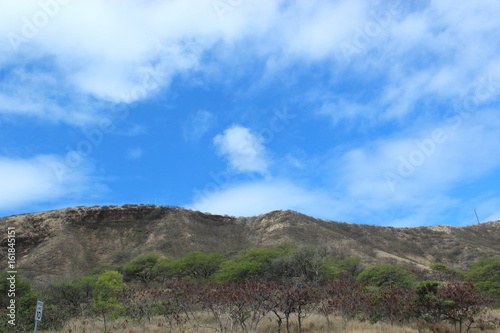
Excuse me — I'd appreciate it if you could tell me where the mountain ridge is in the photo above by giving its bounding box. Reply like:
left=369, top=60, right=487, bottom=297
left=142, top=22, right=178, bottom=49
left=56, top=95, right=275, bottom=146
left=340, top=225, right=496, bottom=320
left=1, top=204, right=499, bottom=284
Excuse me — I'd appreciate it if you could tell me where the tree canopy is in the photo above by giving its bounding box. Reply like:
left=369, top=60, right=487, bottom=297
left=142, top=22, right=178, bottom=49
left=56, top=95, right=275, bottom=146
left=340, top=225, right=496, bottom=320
left=357, top=264, right=415, bottom=289
left=467, top=256, right=500, bottom=295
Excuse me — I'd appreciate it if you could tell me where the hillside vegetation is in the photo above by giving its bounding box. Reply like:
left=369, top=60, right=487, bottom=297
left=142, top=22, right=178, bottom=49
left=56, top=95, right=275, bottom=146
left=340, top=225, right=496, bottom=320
left=1, top=205, right=500, bottom=332
left=1, top=246, right=499, bottom=332
left=1, top=205, right=499, bottom=284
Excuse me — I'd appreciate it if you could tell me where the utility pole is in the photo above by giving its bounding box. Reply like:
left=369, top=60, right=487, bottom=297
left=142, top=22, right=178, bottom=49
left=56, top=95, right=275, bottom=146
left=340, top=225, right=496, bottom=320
left=474, top=209, right=480, bottom=224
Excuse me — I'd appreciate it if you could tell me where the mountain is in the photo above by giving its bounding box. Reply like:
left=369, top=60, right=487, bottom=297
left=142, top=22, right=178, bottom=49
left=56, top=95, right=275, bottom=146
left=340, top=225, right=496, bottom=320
left=1, top=205, right=499, bottom=284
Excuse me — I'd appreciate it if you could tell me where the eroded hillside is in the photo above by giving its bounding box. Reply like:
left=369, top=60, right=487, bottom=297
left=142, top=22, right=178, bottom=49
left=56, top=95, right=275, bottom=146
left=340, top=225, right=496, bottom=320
left=1, top=205, right=499, bottom=284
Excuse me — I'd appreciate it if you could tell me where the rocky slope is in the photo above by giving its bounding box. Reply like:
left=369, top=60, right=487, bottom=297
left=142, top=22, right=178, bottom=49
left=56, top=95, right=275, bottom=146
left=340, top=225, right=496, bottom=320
left=1, top=205, right=499, bottom=284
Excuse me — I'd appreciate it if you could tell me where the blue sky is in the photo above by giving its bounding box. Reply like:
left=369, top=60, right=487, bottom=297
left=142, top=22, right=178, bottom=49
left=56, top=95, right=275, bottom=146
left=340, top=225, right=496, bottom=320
left=1, top=0, right=500, bottom=227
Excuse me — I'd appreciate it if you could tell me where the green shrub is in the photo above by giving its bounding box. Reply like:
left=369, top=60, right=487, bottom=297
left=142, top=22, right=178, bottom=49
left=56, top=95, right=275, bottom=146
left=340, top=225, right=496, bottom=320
left=45, top=274, right=97, bottom=317
left=335, top=257, right=362, bottom=279
left=0, top=272, right=39, bottom=332
left=92, top=271, right=127, bottom=332
left=430, top=263, right=450, bottom=271
left=122, top=253, right=173, bottom=284
left=170, top=251, right=225, bottom=280
left=357, top=264, right=415, bottom=289
left=215, top=248, right=282, bottom=283
left=466, top=256, right=500, bottom=295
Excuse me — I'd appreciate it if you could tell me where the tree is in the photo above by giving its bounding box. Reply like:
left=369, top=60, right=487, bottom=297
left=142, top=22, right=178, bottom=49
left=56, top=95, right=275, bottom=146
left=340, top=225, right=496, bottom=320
left=259, top=281, right=316, bottom=333
left=265, top=246, right=337, bottom=283
left=414, top=281, right=493, bottom=332
left=197, top=283, right=244, bottom=332
left=319, top=281, right=368, bottom=332
left=45, top=275, right=97, bottom=317
left=119, top=286, right=188, bottom=327
left=92, top=271, right=127, bottom=332
left=215, top=248, right=282, bottom=283
left=279, top=282, right=316, bottom=333
left=288, top=247, right=336, bottom=284
left=466, top=256, right=500, bottom=295
left=430, top=263, right=463, bottom=282
left=415, top=280, right=443, bottom=323
left=0, top=272, right=38, bottom=332
left=170, top=251, right=225, bottom=280
left=437, top=282, right=493, bottom=333
left=196, top=282, right=274, bottom=332
left=357, top=264, right=415, bottom=289
left=370, top=285, right=416, bottom=325
left=122, top=253, right=173, bottom=284
left=334, top=257, right=362, bottom=280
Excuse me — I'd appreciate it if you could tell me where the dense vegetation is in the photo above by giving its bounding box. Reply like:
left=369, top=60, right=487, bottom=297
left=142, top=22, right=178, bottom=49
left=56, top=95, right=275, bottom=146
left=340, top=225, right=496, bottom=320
left=1, top=246, right=498, bottom=332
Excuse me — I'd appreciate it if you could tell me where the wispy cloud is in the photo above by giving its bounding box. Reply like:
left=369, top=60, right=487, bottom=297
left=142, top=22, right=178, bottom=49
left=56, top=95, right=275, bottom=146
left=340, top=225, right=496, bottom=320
left=330, top=108, right=500, bottom=224
left=0, top=155, right=101, bottom=210
left=183, top=110, right=215, bottom=142
left=317, top=99, right=372, bottom=125
left=2, top=1, right=498, bottom=125
left=0, top=67, right=105, bottom=125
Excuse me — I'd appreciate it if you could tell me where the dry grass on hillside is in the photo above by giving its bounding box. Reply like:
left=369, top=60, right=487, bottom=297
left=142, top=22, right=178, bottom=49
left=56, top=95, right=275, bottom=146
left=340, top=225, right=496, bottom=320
left=2, top=205, right=499, bottom=284
left=44, top=311, right=500, bottom=333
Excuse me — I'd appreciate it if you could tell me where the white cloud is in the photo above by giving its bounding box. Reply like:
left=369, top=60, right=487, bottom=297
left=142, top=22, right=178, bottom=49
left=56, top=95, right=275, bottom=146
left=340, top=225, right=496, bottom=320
left=188, top=179, right=335, bottom=218
left=308, top=1, right=500, bottom=123
left=188, top=108, right=500, bottom=225
left=0, top=155, right=98, bottom=210
left=1, top=1, right=498, bottom=125
left=330, top=108, right=500, bottom=223
left=0, top=1, right=283, bottom=110
left=0, top=68, right=103, bottom=125
left=283, top=0, right=370, bottom=61
left=1, top=1, right=499, bottom=227
left=377, top=1, right=500, bottom=118
left=214, top=125, right=270, bottom=175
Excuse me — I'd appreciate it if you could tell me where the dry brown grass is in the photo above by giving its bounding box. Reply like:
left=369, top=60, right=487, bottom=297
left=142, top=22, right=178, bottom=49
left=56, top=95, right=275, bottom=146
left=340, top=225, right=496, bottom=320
left=38, top=313, right=464, bottom=333
left=42, top=309, right=500, bottom=333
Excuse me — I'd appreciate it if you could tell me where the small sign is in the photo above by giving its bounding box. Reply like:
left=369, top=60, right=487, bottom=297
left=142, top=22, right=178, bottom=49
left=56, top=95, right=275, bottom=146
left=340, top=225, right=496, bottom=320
left=35, top=300, right=43, bottom=322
